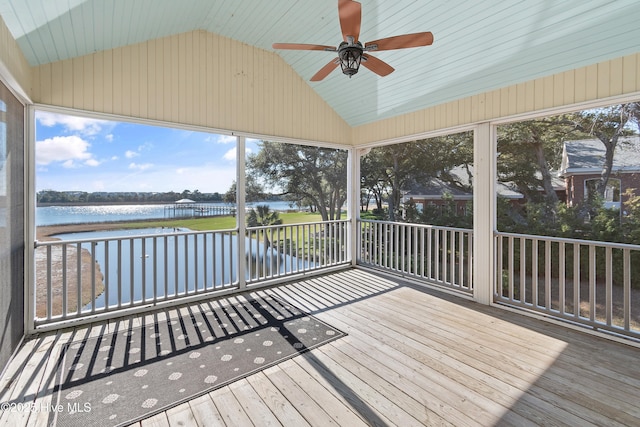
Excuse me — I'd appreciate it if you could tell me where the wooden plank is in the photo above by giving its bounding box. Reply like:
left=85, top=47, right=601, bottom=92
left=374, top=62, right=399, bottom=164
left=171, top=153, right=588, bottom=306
left=147, top=39, right=157, bottom=120
left=0, top=333, right=61, bottom=427
left=320, top=340, right=474, bottom=426
left=609, top=56, right=623, bottom=96
left=553, top=73, right=564, bottom=107
left=275, top=359, right=369, bottom=427
left=228, top=378, right=282, bottom=426
left=188, top=394, right=225, bottom=427
left=166, top=402, right=197, bottom=426
left=262, top=364, right=338, bottom=426
left=139, top=411, right=170, bottom=427
left=563, top=70, right=575, bottom=105
left=585, top=63, right=598, bottom=101
left=244, top=372, right=309, bottom=427
left=31, top=335, right=72, bottom=427
left=208, top=386, right=254, bottom=427
left=622, top=54, right=637, bottom=94
left=0, top=337, right=42, bottom=400
left=301, top=348, right=418, bottom=427
left=597, top=61, right=611, bottom=99
left=290, top=354, right=397, bottom=427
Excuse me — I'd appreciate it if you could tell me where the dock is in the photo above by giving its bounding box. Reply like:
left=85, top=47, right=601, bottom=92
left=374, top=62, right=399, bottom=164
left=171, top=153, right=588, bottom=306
left=164, top=203, right=236, bottom=219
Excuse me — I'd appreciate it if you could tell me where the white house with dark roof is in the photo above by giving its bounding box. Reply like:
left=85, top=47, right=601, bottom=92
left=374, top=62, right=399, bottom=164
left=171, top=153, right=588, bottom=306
left=559, top=136, right=640, bottom=210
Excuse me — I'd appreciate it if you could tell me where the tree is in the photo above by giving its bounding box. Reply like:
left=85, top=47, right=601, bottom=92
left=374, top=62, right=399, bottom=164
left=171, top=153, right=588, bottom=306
left=498, top=116, right=585, bottom=207
left=562, top=105, right=635, bottom=199
left=246, top=204, right=283, bottom=248
left=247, top=142, right=347, bottom=221
left=627, top=102, right=640, bottom=133
left=224, top=176, right=266, bottom=204
left=360, top=150, right=388, bottom=212
left=360, top=132, right=474, bottom=222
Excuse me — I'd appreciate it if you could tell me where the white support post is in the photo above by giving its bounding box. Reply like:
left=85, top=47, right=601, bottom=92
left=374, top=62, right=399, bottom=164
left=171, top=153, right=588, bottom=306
left=25, top=106, right=35, bottom=334
left=236, top=136, right=247, bottom=289
left=346, top=147, right=360, bottom=266
left=473, top=122, right=497, bottom=305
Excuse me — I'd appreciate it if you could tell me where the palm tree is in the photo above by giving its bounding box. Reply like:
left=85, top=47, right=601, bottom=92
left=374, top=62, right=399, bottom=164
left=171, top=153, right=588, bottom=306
left=246, top=204, right=282, bottom=248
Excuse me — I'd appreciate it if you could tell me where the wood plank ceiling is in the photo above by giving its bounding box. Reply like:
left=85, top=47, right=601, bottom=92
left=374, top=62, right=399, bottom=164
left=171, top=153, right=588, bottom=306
left=2, top=0, right=640, bottom=126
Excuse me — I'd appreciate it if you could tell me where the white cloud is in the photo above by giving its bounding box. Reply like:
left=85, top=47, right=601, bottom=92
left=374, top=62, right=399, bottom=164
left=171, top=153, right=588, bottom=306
left=216, top=135, right=236, bottom=144
left=36, top=135, right=93, bottom=165
left=137, top=142, right=153, bottom=151
left=129, top=162, right=153, bottom=171
left=223, top=147, right=253, bottom=161
left=223, top=148, right=236, bottom=161
left=85, top=158, right=101, bottom=167
left=111, top=156, right=119, bottom=161
left=62, top=160, right=75, bottom=168
left=36, top=111, right=110, bottom=136
left=125, top=150, right=139, bottom=158
left=105, top=134, right=114, bottom=142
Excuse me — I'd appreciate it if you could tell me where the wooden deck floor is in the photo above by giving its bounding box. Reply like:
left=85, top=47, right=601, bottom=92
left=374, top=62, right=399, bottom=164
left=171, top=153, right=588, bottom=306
left=2, top=268, right=640, bottom=426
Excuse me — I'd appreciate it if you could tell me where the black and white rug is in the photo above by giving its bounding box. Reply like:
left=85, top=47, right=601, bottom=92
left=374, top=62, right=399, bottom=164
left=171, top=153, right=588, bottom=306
left=50, top=295, right=345, bottom=427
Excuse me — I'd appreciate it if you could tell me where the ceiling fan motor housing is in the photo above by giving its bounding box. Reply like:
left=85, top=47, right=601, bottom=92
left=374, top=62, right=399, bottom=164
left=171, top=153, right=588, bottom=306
left=338, top=41, right=363, bottom=77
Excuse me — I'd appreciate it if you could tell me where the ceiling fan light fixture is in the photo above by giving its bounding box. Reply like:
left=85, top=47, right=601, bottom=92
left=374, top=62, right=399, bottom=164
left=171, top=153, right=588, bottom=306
left=272, top=1, right=433, bottom=81
left=338, top=41, right=363, bottom=77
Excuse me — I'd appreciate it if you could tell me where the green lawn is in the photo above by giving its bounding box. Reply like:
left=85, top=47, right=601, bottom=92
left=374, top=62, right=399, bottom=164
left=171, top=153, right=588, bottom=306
left=117, top=211, right=324, bottom=232
left=87, top=212, right=331, bottom=260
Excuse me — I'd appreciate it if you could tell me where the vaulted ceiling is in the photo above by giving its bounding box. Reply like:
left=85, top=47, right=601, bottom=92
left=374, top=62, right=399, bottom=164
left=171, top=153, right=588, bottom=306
left=2, top=0, right=640, bottom=126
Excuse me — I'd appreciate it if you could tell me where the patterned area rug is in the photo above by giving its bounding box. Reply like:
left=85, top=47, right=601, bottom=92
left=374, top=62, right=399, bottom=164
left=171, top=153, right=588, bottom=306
left=50, top=295, right=345, bottom=427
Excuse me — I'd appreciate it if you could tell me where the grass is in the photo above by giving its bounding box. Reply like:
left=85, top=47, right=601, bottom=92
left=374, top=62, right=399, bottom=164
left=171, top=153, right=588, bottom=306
left=106, top=211, right=325, bottom=232
left=122, top=212, right=339, bottom=262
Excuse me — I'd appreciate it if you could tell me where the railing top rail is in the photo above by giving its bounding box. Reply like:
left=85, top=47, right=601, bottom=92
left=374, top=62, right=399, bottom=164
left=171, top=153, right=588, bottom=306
left=358, top=218, right=472, bottom=233
left=35, top=227, right=239, bottom=247
left=36, top=219, right=353, bottom=247
left=495, top=230, right=640, bottom=251
left=247, top=219, right=350, bottom=231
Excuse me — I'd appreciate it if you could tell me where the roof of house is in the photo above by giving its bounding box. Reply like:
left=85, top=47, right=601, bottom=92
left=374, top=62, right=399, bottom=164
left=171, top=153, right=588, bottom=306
left=560, top=136, right=640, bottom=176
left=405, top=167, right=523, bottom=200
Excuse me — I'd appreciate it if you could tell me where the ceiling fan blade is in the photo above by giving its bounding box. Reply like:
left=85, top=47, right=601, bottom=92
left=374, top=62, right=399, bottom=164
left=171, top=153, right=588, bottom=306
left=310, top=59, right=339, bottom=81
left=361, top=54, right=394, bottom=77
left=365, top=32, right=434, bottom=51
left=338, top=0, right=361, bottom=42
left=272, top=43, right=337, bottom=51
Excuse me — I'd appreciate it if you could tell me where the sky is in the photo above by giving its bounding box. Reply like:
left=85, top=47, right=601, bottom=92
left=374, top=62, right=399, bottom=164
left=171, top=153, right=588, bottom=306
left=35, top=111, right=260, bottom=193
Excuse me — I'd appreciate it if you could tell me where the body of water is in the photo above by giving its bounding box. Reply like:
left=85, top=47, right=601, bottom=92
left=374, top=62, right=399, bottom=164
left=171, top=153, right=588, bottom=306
left=36, top=201, right=298, bottom=226
left=54, top=227, right=312, bottom=310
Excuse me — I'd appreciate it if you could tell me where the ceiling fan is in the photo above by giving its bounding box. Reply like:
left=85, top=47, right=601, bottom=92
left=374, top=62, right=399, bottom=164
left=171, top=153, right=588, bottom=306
left=272, top=0, right=434, bottom=81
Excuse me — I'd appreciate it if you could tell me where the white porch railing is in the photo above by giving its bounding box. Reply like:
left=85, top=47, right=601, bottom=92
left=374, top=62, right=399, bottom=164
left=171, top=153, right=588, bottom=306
left=495, top=231, right=640, bottom=339
left=34, top=220, right=350, bottom=328
left=35, top=228, right=238, bottom=326
left=357, top=219, right=473, bottom=293
left=246, top=220, right=350, bottom=283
